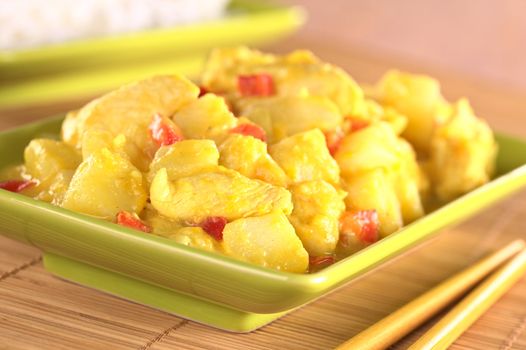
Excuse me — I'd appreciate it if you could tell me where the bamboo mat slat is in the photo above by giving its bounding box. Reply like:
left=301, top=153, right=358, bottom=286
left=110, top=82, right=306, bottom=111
left=0, top=237, right=41, bottom=276
left=1, top=36, right=526, bottom=349
left=0, top=264, right=184, bottom=350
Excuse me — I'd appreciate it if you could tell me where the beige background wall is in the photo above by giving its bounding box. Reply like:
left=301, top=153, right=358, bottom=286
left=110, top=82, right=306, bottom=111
left=282, top=0, right=526, bottom=90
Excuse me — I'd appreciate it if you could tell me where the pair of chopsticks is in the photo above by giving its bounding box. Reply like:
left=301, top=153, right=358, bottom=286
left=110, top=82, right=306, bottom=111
left=336, top=239, right=526, bottom=350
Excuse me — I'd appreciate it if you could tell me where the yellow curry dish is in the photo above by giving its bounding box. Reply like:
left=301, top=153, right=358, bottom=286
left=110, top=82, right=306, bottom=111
left=0, top=47, right=497, bottom=273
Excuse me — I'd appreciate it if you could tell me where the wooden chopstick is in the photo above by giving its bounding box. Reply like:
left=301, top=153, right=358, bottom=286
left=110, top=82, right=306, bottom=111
left=335, top=239, right=525, bottom=350
left=408, top=248, right=526, bottom=350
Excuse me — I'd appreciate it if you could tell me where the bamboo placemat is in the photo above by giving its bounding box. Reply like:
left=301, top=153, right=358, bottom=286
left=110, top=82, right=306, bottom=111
left=0, top=192, right=525, bottom=350
left=1, top=38, right=525, bottom=349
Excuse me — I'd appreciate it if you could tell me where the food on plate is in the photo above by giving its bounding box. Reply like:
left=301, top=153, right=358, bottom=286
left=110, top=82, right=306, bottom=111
left=0, top=47, right=497, bottom=273
left=1, top=0, right=230, bottom=51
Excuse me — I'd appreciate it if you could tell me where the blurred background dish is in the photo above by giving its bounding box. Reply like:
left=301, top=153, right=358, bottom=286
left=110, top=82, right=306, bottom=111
left=1, top=0, right=230, bottom=51
left=0, top=0, right=305, bottom=109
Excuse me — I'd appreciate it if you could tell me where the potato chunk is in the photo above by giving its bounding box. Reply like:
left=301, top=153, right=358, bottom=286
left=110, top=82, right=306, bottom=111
left=150, top=167, right=292, bottom=222
left=148, top=140, right=219, bottom=184
left=219, top=134, right=287, bottom=187
left=222, top=211, right=309, bottom=273
left=171, top=94, right=238, bottom=141
left=289, top=180, right=346, bottom=256
left=269, top=129, right=339, bottom=185
left=429, top=99, right=497, bottom=201
left=62, top=148, right=147, bottom=219
left=24, top=139, right=82, bottom=204
left=343, top=169, right=402, bottom=237
left=65, top=75, right=199, bottom=171
left=236, top=95, right=342, bottom=143
left=334, top=122, right=400, bottom=178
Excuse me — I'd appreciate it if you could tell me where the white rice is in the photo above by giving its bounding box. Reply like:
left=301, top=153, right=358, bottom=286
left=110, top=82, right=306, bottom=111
left=0, top=0, right=229, bottom=51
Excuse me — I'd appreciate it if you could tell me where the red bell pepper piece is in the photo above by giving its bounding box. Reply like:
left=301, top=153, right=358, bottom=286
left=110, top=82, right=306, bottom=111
left=0, top=179, right=36, bottom=193
left=199, top=216, right=228, bottom=241
left=237, top=74, right=275, bottom=97
left=230, top=124, right=267, bottom=142
left=149, top=113, right=184, bottom=147
left=339, top=209, right=379, bottom=245
left=309, top=255, right=335, bottom=267
left=116, top=211, right=151, bottom=233
left=348, top=117, right=370, bottom=132
left=324, top=129, right=345, bottom=156
left=198, top=85, right=208, bottom=97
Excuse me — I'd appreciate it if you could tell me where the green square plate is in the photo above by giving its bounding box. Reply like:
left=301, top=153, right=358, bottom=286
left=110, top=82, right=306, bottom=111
left=1, top=116, right=526, bottom=332
left=0, top=0, right=305, bottom=108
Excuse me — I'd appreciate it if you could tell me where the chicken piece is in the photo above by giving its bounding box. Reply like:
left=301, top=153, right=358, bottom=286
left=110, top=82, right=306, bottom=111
left=222, top=211, right=309, bottom=273
left=269, top=129, right=340, bottom=185
left=235, top=95, right=342, bottom=143
left=150, top=167, right=292, bottom=222
left=201, top=47, right=365, bottom=116
left=148, top=140, right=219, bottom=184
left=62, top=148, right=147, bottom=219
left=343, top=169, right=403, bottom=237
left=289, top=180, right=346, bottom=256
left=370, top=70, right=451, bottom=155
left=219, top=134, right=287, bottom=187
left=63, top=75, right=199, bottom=171
left=171, top=93, right=238, bottom=142
left=80, top=130, right=151, bottom=188
left=334, top=122, right=400, bottom=178
left=24, top=139, right=82, bottom=204
left=429, top=98, right=497, bottom=201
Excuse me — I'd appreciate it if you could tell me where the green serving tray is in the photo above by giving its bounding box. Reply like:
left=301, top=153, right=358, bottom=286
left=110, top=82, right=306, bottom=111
left=1, top=116, right=526, bottom=332
left=0, top=0, right=305, bottom=108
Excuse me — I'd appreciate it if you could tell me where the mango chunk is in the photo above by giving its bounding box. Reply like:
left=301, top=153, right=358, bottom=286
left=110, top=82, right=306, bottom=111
left=62, top=148, right=147, bottom=219
left=171, top=94, right=238, bottom=141
left=289, top=180, right=346, bottom=256
left=394, top=139, right=425, bottom=223
left=24, top=139, right=82, bottom=204
left=148, top=140, right=219, bottom=184
left=236, top=95, right=342, bottom=143
left=429, top=99, right=497, bottom=201
left=270, top=129, right=339, bottom=185
left=343, top=169, right=402, bottom=237
left=222, top=211, right=309, bottom=273
left=334, top=122, right=400, bottom=178
left=370, top=70, right=450, bottom=154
